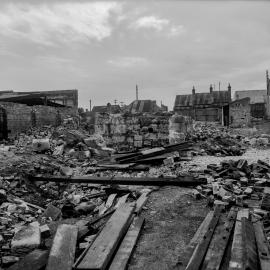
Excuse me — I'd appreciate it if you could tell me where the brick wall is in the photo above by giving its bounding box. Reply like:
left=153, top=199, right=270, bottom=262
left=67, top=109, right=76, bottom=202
left=0, top=101, right=77, bottom=138
left=229, top=98, right=251, bottom=127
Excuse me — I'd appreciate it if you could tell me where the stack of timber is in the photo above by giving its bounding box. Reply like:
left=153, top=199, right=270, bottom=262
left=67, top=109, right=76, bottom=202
left=184, top=206, right=270, bottom=270
left=114, top=141, right=193, bottom=165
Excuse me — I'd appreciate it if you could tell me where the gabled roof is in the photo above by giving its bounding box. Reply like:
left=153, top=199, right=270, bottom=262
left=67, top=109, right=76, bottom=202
left=128, top=100, right=161, bottom=113
left=174, top=91, right=230, bottom=108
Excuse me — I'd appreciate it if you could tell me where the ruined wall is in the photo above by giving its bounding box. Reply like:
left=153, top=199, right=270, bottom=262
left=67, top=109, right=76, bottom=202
left=0, top=101, right=77, bottom=138
left=229, top=98, right=251, bottom=127
left=94, top=112, right=192, bottom=150
left=175, top=106, right=223, bottom=123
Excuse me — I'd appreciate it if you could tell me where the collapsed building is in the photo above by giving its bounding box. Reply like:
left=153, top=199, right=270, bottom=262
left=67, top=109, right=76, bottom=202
left=0, top=89, right=78, bottom=140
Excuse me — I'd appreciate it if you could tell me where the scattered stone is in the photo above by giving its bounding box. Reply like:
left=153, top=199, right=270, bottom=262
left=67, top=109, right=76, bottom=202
left=11, top=224, right=41, bottom=253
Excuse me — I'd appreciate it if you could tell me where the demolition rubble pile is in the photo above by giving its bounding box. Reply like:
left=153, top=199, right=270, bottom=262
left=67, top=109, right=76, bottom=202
left=13, top=126, right=112, bottom=160
left=183, top=158, right=270, bottom=270
left=0, top=171, right=154, bottom=269
left=0, top=124, right=204, bottom=269
left=188, top=124, right=246, bottom=156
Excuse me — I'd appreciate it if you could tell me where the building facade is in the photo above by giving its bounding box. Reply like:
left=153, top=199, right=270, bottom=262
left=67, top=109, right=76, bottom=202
left=229, top=97, right=251, bottom=127
left=174, top=84, right=231, bottom=125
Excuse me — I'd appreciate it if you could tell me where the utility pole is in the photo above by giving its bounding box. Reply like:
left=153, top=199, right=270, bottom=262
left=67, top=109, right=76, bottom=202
left=219, top=82, right=221, bottom=91
left=267, top=70, right=269, bottom=95
left=136, top=84, right=138, bottom=100
left=89, top=99, right=92, bottom=111
left=114, top=99, right=117, bottom=105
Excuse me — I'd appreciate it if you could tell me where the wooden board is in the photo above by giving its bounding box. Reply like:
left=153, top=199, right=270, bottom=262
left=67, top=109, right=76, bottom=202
left=241, top=217, right=259, bottom=270
left=201, top=207, right=237, bottom=270
left=108, top=217, right=145, bottom=270
left=29, top=175, right=206, bottom=187
left=135, top=193, right=149, bottom=214
left=7, top=249, right=49, bottom=270
left=46, top=224, right=78, bottom=270
left=115, top=194, right=130, bottom=209
left=77, top=203, right=135, bottom=270
left=228, top=209, right=249, bottom=270
left=182, top=211, right=214, bottom=267
left=253, top=220, right=270, bottom=270
left=185, top=205, right=223, bottom=270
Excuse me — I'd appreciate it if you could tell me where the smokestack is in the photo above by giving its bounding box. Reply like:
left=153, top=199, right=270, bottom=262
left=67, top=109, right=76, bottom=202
left=228, top=83, right=231, bottom=101
left=210, top=84, right=213, bottom=93
left=192, top=86, right=195, bottom=95
left=136, top=84, right=138, bottom=100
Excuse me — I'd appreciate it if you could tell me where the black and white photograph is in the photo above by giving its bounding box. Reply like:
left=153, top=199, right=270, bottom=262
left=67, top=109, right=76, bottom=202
left=0, top=0, right=270, bottom=269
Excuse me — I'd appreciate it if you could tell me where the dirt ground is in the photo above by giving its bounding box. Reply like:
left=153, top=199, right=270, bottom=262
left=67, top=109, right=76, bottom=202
left=129, top=187, right=209, bottom=270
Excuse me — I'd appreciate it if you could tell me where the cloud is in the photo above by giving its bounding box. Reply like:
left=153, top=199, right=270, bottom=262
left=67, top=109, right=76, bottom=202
left=0, top=2, right=122, bottom=45
left=131, top=15, right=186, bottom=38
left=168, top=25, right=186, bottom=37
left=132, top=16, right=169, bottom=31
left=107, top=57, right=149, bottom=68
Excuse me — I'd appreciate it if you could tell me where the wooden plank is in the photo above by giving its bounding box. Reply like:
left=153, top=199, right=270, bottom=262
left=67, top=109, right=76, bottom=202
left=46, top=224, right=78, bottom=270
left=241, top=217, right=259, bottom=270
left=7, top=249, right=49, bottom=270
left=77, top=203, right=135, bottom=270
left=185, top=205, right=223, bottom=270
left=105, top=194, right=117, bottom=208
left=29, top=175, right=206, bottom=187
left=135, top=193, right=149, bottom=214
left=108, top=217, right=145, bottom=270
left=228, top=209, right=249, bottom=270
left=253, top=220, right=270, bottom=270
left=182, top=211, right=214, bottom=267
left=115, top=194, right=130, bottom=209
left=201, top=207, right=238, bottom=270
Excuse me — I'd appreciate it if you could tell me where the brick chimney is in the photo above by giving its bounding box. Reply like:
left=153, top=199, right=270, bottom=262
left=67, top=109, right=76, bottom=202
left=192, top=86, right=195, bottom=95
left=210, top=84, right=213, bottom=93
left=228, top=83, right=231, bottom=101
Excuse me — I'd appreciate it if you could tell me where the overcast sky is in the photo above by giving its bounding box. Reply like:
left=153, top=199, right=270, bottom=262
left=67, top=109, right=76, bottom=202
left=1, top=0, right=270, bottom=109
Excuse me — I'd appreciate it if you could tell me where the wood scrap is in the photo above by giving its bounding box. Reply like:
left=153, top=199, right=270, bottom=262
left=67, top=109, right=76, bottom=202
left=135, top=192, right=149, bottom=214
left=108, top=217, right=145, bottom=270
left=29, top=175, right=206, bottom=187
left=183, top=211, right=214, bottom=267
left=241, top=217, right=259, bottom=270
left=228, top=209, right=249, bottom=270
left=253, top=220, right=270, bottom=270
left=185, top=205, right=223, bottom=270
left=77, top=203, right=135, bottom=270
left=202, top=207, right=237, bottom=270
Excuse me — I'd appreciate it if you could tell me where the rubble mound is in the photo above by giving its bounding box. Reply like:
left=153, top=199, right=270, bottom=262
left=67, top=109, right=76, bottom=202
left=189, top=123, right=246, bottom=156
